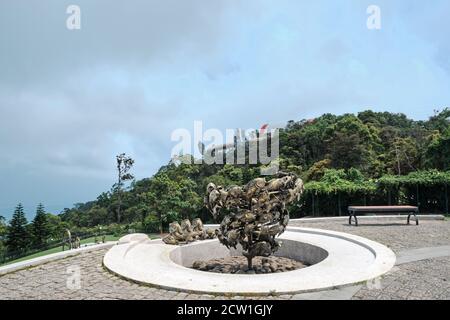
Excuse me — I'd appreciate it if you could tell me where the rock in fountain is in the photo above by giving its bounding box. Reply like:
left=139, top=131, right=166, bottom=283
left=204, top=171, right=304, bottom=269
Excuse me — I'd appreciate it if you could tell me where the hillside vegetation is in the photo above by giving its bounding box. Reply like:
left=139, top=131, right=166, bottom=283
left=60, top=108, right=450, bottom=229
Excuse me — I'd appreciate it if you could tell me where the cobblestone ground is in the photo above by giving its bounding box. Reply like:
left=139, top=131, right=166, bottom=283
left=0, top=219, right=449, bottom=300
left=0, top=248, right=279, bottom=300
left=352, top=257, right=450, bottom=300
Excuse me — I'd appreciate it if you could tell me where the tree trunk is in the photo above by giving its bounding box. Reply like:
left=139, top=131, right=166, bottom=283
left=117, top=167, right=122, bottom=223
left=246, top=255, right=253, bottom=270
left=117, top=199, right=121, bottom=224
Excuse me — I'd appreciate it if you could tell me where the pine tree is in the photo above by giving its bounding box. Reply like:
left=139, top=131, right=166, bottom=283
left=0, top=215, right=6, bottom=236
left=32, top=203, right=49, bottom=247
left=0, top=215, right=6, bottom=260
left=6, top=203, right=30, bottom=254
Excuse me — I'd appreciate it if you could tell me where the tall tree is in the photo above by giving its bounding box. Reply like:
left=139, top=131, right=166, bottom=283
left=0, top=216, right=6, bottom=261
left=45, top=213, right=66, bottom=240
left=147, top=173, right=180, bottom=233
left=32, top=203, right=50, bottom=247
left=325, top=115, right=380, bottom=173
left=386, top=137, right=418, bottom=175
left=115, top=153, right=134, bottom=223
left=425, top=132, right=450, bottom=171
left=6, top=204, right=30, bottom=254
left=0, top=215, right=6, bottom=237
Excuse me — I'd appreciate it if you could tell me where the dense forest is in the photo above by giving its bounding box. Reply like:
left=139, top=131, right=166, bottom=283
left=1, top=109, right=450, bottom=260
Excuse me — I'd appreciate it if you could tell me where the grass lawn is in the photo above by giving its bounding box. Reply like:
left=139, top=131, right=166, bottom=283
left=0, top=234, right=159, bottom=267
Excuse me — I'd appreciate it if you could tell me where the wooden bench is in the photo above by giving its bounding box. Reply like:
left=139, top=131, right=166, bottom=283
left=348, top=205, right=419, bottom=226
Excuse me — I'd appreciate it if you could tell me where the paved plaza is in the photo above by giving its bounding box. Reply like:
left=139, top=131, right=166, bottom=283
left=0, top=218, right=449, bottom=300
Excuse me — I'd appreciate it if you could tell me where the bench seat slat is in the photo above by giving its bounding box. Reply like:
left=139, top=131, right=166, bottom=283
left=348, top=206, right=418, bottom=213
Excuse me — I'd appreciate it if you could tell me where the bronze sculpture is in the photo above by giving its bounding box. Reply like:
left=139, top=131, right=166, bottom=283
left=61, top=229, right=81, bottom=250
left=162, top=218, right=216, bottom=245
left=205, top=172, right=304, bottom=269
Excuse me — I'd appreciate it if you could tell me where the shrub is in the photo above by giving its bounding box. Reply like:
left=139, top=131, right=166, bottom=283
left=143, top=214, right=160, bottom=233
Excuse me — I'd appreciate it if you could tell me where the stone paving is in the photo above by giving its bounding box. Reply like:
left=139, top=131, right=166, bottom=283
left=0, top=219, right=449, bottom=300
left=352, top=256, right=450, bottom=300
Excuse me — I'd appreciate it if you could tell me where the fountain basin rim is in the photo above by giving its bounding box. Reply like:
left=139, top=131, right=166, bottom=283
left=103, top=227, right=396, bottom=295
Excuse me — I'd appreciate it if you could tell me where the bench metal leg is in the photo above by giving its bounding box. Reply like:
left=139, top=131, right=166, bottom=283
left=349, top=213, right=358, bottom=226
left=407, top=212, right=419, bottom=225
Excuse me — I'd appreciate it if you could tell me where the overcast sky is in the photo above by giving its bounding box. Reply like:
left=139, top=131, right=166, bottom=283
left=1, top=0, right=449, bottom=219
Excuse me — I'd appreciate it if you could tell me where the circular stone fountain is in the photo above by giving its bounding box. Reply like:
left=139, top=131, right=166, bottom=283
left=103, top=226, right=396, bottom=296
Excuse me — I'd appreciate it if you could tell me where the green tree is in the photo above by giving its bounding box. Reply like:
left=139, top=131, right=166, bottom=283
left=425, top=132, right=450, bottom=171
left=114, top=153, right=135, bottom=223
left=306, top=159, right=332, bottom=181
left=148, top=173, right=181, bottom=232
left=0, top=215, right=7, bottom=260
left=386, top=137, right=418, bottom=175
left=32, top=203, right=50, bottom=247
left=6, top=204, right=30, bottom=254
left=46, top=214, right=66, bottom=240
left=325, top=115, right=380, bottom=171
left=425, top=108, right=450, bottom=134
left=0, top=215, right=6, bottom=237
left=142, top=214, right=160, bottom=233
left=85, top=205, right=109, bottom=227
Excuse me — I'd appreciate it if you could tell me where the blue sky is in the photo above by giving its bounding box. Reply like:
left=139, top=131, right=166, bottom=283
left=0, top=0, right=449, bottom=220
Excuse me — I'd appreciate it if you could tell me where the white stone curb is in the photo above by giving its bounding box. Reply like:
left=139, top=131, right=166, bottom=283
left=0, top=242, right=116, bottom=276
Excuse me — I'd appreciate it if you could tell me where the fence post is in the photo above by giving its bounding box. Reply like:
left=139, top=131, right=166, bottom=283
left=416, top=184, right=420, bottom=208
left=317, top=194, right=319, bottom=217
left=338, top=193, right=342, bottom=216
left=445, top=184, right=449, bottom=215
